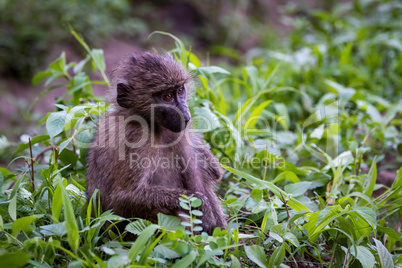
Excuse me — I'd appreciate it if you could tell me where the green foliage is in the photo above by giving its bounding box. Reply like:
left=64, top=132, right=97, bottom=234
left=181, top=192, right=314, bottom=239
left=0, top=0, right=142, bottom=80
left=1, top=1, right=402, bottom=266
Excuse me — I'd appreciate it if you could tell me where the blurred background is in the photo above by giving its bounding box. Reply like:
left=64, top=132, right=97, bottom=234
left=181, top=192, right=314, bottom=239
left=0, top=0, right=401, bottom=170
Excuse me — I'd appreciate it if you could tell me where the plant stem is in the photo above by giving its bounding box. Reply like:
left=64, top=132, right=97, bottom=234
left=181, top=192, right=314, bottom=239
left=28, top=138, right=35, bottom=191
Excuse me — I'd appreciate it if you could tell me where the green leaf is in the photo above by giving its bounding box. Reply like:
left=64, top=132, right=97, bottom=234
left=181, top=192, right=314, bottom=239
left=193, top=106, right=220, bottom=132
left=270, top=224, right=282, bottom=235
left=191, top=198, right=202, bottom=208
left=52, top=184, right=63, bottom=222
left=373, top=238, right=393, bottom=268
left=12, top=214, right=44, bottom=236
left=8, top=195, right=17, bottom=221
left=197, top=66, right=230, bottom=75
left=245, top=100, right=272, bottom=129
left=172, top=250, right=197, bottom=268
left=13, top=135, right=50, bottom=155
left=149, top=31, right=188, bottom=67
left=391, top=166, right=402, bottom=190
left=46, top=111, right=67, bottom=138
left=60, top=182, right=79, bottom=252
left=40, top=222, right=67, bottom=236
left=106, top=255, right=130, bottom=268
left=222, top=165, right=310, bottom=212
left=154, top=245, right=180, bottom=259
left=32, top=71, right=52, bottom=85
left=192, top=210, right=203, bottom=216
left=377, top=226, right=401, bottom=241
left=230, top=255, right=241, bottom=268
left=350, top=246, right=375, bottom=268
left=49, top=52, right=66, bottom=72
left=126, top=219, right=152, bottom=235
left=271, top=171, right=300, bottom=184
left=364, top=161, right=377, bottom=198
left=268, top=244, right=285, bottom=268
left=179, top=202, right=190, bottom=210
left=354, top=206, right=377, bottom=229
left=283, top=232, right=300, bottom=247
left=91, top=49, right=106, bottom=72
left=245, top=245, right=267, bottom=268
left=128, top=224, right=158, bottom=261
left=157, top=213, right=184, bottom=231
left=0, top=251, right=32, bottom=268
left=284, top=182, right=313, bottom=197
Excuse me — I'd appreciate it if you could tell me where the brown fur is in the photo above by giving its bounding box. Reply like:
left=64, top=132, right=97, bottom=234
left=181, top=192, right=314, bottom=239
left=86, top=52, right=227, bottom=235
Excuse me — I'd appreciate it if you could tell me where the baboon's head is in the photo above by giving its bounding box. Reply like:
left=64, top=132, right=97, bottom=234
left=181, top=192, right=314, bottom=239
left=113, top=52, right=192, bottom=132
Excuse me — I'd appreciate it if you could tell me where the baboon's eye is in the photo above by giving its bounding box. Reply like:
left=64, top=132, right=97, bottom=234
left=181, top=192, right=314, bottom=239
left=178, top=87, right=184, bottom=95
left=163, top=93, right=173, bottom=101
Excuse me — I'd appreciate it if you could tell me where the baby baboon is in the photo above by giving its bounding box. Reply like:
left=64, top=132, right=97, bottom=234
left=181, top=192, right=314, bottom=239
left=86, top=52, right=226, bottom=234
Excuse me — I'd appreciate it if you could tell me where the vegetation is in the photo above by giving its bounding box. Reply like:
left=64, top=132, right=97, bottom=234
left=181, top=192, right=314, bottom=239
left=1, top=1, right=402, bottom=267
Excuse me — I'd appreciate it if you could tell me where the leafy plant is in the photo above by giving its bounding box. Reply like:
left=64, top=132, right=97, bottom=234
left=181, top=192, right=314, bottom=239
left=1, top=1, right=402, bottom=266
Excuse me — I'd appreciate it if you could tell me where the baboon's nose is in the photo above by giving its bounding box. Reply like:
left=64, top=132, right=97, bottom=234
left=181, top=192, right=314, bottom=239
left=184, top=114, right=191, bottom=125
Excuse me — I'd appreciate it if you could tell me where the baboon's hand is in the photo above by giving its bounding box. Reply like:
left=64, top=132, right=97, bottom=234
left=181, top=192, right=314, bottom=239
left=193, top=192, right=220, bottom=234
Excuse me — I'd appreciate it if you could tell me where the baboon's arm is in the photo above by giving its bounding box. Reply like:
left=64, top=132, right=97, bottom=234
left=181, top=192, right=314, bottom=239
left=113, top=185, right=187, bottom=211
left=198, top=146, right=223, bottom=183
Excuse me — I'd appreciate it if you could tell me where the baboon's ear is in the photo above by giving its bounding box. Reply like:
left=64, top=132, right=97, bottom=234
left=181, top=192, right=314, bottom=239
left=117, top=83, right=132, bottom=108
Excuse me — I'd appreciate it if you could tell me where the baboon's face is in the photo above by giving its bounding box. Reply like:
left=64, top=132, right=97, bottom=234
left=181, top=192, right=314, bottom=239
left=152, top=85, right=191, bottom=132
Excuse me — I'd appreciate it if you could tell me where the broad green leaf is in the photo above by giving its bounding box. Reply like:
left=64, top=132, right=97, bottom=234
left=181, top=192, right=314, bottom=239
left=52, top=184, right=62, bottom=222
left=271, top=171, right=300, bottom=184
left=106, top=255, right=130, bottom=268
left=270, top=224, right=282, bottom=235
left=284, top=232, right=300, bottom=247
left=234, top=98, right=252, bottom=123
left=126, top=219, right=152, bottom=235
left=245, top=100, right=272, bottom=129
left=60, top=182, right=79, bottom=252
left=197, top=249, right=226, bottom=267
left=391, top=166, right=402, bottom=190
left=40, top=222, right=67, bottom=236
left=354, top=206, right=377, bottom=229
left=191, top=199, right=202, bottom=208
left=8, top=195, right=17, bottom=221
left=46, top=111, right=67, bottom=138
left=269, top=232, right=283, bottom=243
left=157, top=213, right=184, bottom=231
left=91, top=49, right=106, bottom=72
left=0, top=251, right=33, bottom=268
left=222, top=165, right=310, bottom=212
left=128, top=224, right=158, bottom=261
left=154, top=245, right=180, bottom=259
left=12, top=214, right=44, bottom=236
left=49, top=52, right=66, bottom=72
left=373, top=239, right=393, bottom=268
left=32, top=71, right=53, bottom=85
left=230, top=255, right=241, bottom=268
left=171, top=250, right=197, bottom=268
left=267, top=244, right=285, bottom=268
left=187, top=51, right=201, bottom=68
left=284, top=182, right=313, bottom=197
left=197, top=66, right=230, bottom=75
left=245, top=245, right=267, bottom=268
left=350, top=246, right=375, bottom=268
left=377, top=226, right=401, bottom=241
left=193, top=106, right=220, bottom=132
left=325, top=79, right=355, bottom=104
left=364, top=161, right=377, bottom=198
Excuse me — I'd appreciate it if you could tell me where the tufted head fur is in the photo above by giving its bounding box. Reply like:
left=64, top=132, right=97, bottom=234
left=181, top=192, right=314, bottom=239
left=110, top=52, right=192, bottom=118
